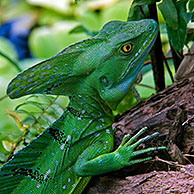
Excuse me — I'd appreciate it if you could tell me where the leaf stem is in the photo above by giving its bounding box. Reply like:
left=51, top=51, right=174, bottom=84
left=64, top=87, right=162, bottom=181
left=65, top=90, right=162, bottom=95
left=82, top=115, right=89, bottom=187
left=0, top=94, right=8, bottom=103
left=163, top=54, right=174, bottom=83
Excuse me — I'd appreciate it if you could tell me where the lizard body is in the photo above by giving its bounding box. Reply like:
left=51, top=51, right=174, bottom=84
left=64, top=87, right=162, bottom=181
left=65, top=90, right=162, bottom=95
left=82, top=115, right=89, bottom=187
left=0, top=19, right=164, bottom=194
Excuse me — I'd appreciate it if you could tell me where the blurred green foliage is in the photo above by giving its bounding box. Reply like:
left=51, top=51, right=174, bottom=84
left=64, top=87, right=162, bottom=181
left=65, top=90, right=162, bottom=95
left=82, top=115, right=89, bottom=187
left=0, top=0, right=193, bottom=164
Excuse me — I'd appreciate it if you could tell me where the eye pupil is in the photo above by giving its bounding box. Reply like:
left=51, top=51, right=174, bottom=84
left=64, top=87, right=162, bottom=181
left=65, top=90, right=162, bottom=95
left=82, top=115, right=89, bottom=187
left=147, top=25, right=153, bottom=31
left=121, top=43, right=132, bottom=53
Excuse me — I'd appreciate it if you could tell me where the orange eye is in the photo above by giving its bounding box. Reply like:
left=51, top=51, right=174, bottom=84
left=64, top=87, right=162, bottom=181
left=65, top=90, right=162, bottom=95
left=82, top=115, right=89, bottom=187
left=121, top=43, right=132, bottom=53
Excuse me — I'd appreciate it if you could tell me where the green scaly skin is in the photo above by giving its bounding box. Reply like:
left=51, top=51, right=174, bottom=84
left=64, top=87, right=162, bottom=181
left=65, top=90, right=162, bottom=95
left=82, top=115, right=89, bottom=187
left=0, top=19, right=165, bottom=194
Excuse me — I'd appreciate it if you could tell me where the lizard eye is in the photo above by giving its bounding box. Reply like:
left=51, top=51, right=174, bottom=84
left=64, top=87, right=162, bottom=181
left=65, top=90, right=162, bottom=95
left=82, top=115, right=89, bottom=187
left=121, top=43, right=133, bottom=53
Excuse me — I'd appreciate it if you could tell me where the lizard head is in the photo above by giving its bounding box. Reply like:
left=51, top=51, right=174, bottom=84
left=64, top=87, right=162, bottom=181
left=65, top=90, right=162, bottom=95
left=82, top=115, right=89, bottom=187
left=7, top=19, right=157, bottom=110
left=93, top=19, right=158, bottom=109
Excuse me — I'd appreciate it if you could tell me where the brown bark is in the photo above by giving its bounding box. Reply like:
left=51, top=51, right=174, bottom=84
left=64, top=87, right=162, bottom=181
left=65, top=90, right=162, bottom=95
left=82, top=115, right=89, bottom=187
left=86, top=165, right=194, bottom=194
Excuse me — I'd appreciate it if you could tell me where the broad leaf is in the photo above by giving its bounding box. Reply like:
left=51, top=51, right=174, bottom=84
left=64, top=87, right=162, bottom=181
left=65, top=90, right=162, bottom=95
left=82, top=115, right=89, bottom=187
left=128, top=1, right=149, bottom=21
left=158, top=0, right=178, bottom=30
left=160, top=0, right=192, bottom=52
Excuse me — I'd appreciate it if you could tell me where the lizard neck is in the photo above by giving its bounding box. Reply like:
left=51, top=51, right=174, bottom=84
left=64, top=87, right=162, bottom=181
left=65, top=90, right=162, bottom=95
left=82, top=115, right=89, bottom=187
left=68, top=94, right=114, bottom=123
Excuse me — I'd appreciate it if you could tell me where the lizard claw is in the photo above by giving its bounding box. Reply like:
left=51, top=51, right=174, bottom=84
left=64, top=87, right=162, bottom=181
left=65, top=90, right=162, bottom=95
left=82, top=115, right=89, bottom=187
left=124, top=127, right=148, bottom=146
left=129, top=131, right=159, bottom=149
left=115, top=127, right=166, bottom=167
left=119, top=134, right=131, bottom=146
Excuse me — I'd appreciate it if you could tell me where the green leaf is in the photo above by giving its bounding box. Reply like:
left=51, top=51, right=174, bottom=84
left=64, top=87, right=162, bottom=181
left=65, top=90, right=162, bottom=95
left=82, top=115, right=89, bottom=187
left=14, top=110, right=37, bottom=120
left=158, top=0, right=179, bottom=30
left=166, top=1, right=192, bottom=52
left=101, top=1, right=132, bottom=23
left=25, top=94, right=56, bottom=103
left=29, top=22, right=89, bottom=58
left=187, top=0, right=194, bottom=12
left=49, top=105, right=63, bottom=117
left=128, top=2, right=149, bottom=21
left=0, top=37, right=18, bottom=68
left=15, top=101, right=45, bottom=111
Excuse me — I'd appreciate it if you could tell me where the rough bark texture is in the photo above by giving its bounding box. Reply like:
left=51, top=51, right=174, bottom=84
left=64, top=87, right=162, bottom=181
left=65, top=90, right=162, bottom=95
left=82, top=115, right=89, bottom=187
left=85, top=72, right=194, bottom=194
left=85, top=165, right=194, bottom=194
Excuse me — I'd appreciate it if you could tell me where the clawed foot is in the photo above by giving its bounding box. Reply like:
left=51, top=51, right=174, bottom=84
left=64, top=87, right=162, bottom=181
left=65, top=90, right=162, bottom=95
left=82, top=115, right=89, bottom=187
left=115, top=127, right=166, bottom=166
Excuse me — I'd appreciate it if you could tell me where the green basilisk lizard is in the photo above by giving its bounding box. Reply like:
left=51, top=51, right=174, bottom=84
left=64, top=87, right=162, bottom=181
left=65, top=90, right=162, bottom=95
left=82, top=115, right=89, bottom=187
left=0, top=19, right=165, bottom=194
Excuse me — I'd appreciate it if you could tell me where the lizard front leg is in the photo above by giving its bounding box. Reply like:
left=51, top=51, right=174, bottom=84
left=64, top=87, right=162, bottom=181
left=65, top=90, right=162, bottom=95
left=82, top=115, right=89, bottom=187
left=74, top=127, right=165, bottom=176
